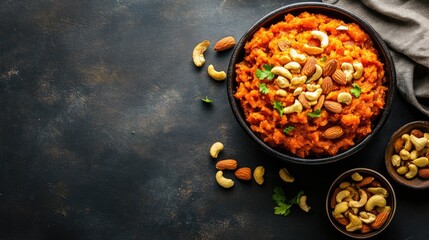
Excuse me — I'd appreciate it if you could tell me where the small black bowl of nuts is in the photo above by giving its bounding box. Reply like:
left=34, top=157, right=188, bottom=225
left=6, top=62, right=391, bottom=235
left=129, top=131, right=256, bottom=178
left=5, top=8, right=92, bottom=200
left=385, top=121, right=429, bottom=189
left=326, top=168, right=396, bottom=239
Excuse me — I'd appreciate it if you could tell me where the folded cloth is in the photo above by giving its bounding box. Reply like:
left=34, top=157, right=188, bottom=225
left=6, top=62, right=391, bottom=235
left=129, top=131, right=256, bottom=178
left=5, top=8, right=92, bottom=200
left=324, top=0, right=429, bottom=116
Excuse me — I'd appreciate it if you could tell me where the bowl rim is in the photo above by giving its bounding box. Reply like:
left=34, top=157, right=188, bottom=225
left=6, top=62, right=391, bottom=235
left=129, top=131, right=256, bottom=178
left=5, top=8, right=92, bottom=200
left=227, top=2, right=396, bottom=165
left=325, top=168, right=396, bottom=239
left=384, top=120, right=429, bottom=189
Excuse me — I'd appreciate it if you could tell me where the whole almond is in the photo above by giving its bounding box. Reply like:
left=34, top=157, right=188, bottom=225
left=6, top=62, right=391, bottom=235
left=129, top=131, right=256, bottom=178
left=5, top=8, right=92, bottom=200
left=370, top=210, right=390, bottom=230
left=313, top=94, right=325, bottom=111
left=360, top=224, right=373, bottom=234
left=393, top=138, right=405, bottom=153
left=418, top=168, right=429, bottom=179
left=234, top=167, right=252, bottom=181
left=214, top=36, right=236, bottom=51
left=332, top=69, right=347, bottom=85
left=322, top=126, right=344, bottom=140
left=323, top=59, right=338, bottom=77
left=334, top=216, right=350, bottom=226
left=298, top=93, right=311, bottom=109
left=356, top=176, right=375, bottom=187
left=216, top=159, right=238, bottom=170
left=301, top=56, right=316, bottom=76
left=323, top=100, right=343, bottom=113
left=321, top=76, right=333, bottom=95
left=368, top=180, right=382, bottom=187
left=410, top=129, right=424, bottom=138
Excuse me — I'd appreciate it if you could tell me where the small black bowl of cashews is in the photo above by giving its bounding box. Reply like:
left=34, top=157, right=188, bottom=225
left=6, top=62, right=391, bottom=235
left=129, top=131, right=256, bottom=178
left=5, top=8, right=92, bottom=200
left=326, top=168, right=396, bottom=239
left=385, top=121, right=429, bottom=189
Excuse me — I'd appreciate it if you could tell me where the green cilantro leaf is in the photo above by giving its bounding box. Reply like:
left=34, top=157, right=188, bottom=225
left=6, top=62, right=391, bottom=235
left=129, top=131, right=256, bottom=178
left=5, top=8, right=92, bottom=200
left=274, top=202, right=292, bottom=216
left=350, top=83, right=361, bottom=98
left=259, top=83, right=269, bottom=94
left=321, top=56, right=327, bottom=62
left=283, top=126, right=295, bottom=135
left=201, top=96, right=213, bottom=103
left=256, top=64, right=275, bottom=80
left=307, top=109, right=322, bottom=118
left=272, top=186, right=287, bottom=203
left=273, top=100, right=284, bottom=116
left=272, top=186, right=305, bottom=217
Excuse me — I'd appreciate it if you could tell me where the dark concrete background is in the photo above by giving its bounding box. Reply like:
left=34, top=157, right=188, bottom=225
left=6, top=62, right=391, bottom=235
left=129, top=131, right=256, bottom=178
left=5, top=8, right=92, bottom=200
left=0, top=0, right=428, bottom=239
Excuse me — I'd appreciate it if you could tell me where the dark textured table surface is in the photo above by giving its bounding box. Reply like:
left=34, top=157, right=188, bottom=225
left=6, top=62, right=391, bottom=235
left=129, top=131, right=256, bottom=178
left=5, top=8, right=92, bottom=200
left=1, top=0, right=428, bottom=239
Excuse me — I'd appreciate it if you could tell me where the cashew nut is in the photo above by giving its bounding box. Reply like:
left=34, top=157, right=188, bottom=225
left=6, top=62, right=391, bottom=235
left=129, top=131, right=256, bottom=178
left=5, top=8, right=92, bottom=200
left=293, top=87, right=303, bottom=96
left=289, top=48, right=306, bottom=64
left=284, top=61, right=301, bottom=73
left=341, top=62, right=354, bottom=82
left=367, top=187, right=389, bottom=198
left=311, top=30, right=329, bottom=49
left=306, top=84, right=321, bottom=92
left=283, top=99, right=303, bottom=114
left=359, top=212, right=376, bottom=224
left=396, top=165, right=408, bottom=175
left=409, top=150, right=420, bottom=160
left=405, top=163, right=418, bottom=179
left=410, top=135, right=428, bottom=151
left=345, top=186, right=359, bottom=201
left=352, top=62, right=364, bottom=79
left=333, top=202, right=349, bottom=216
left=399, top=149, right=410, bottom=160
left=351, top=172, right=363, bottom=182
left=271, top=66, right=292, bottom=79
left=215, top=170, right=234, bottom=188
left=303, top=44, right=324, bottom=55
left=336, top=189, right=351, bottom=203
left=337, top=92, right=353, bottom=105
left=401, top=134, right=412, bottom=151
left=210, top=142, right=224, bottom=158
left=208, top=64, right=226, bottom=81
left=253, top=166, right=265, bottom=185
left=348, top=189, right=368, bottom=208
left=412, top=157, right=429, bottom=167
left=276, top=89, right=287, bottom=97
left=276, top=76, right=290, bottom=88
left=339, top=181, right=351, bottom=189
left=390, top=154, right=402, bottom=167
left=279, top=168, right=295, bottom=183
left=290, top=76, right=307, bottom=86
left=192, top=40, right=210, bottom=67
left=299, top=195, right=311, bottom=212
left=346, top=213, right=363, bottom=232
left=307, top=64, right=322, bottom=83
left=376, top=206, right=391, bottom=214
left=365, top=195, right=387, bottom=211
left=305, top=88, right=323, bottom=101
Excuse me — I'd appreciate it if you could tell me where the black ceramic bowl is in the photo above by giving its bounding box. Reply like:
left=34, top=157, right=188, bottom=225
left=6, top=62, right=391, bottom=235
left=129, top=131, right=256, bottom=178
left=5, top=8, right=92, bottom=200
left=326, top=168, right=396, bottom=238
left=227, top=2, right=396, bottom=165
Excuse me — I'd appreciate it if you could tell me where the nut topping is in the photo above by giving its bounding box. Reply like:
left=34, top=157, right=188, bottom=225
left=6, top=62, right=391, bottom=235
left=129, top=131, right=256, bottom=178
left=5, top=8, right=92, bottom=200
left=323, top=59, right=338, bottom=77
left=323, top=126, right=344, bottom=140
left=324, top=100, right=343, bottom=113
left=321, top=76, right=334, bottom=95
left=298, top=93, right=311, bottom=109
left=302, top=56, right=317, bottom=76
left=332, top=69, right=348, bottom=85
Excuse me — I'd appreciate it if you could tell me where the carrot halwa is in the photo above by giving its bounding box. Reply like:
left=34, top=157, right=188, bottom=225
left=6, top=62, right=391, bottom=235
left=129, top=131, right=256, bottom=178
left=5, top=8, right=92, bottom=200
left=234, top=12, right=387, bottom=158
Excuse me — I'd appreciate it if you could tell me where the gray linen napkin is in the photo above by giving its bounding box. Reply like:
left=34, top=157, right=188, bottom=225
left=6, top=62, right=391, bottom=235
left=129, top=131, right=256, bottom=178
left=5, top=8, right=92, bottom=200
left=324, top=0, right=429, bottom=116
